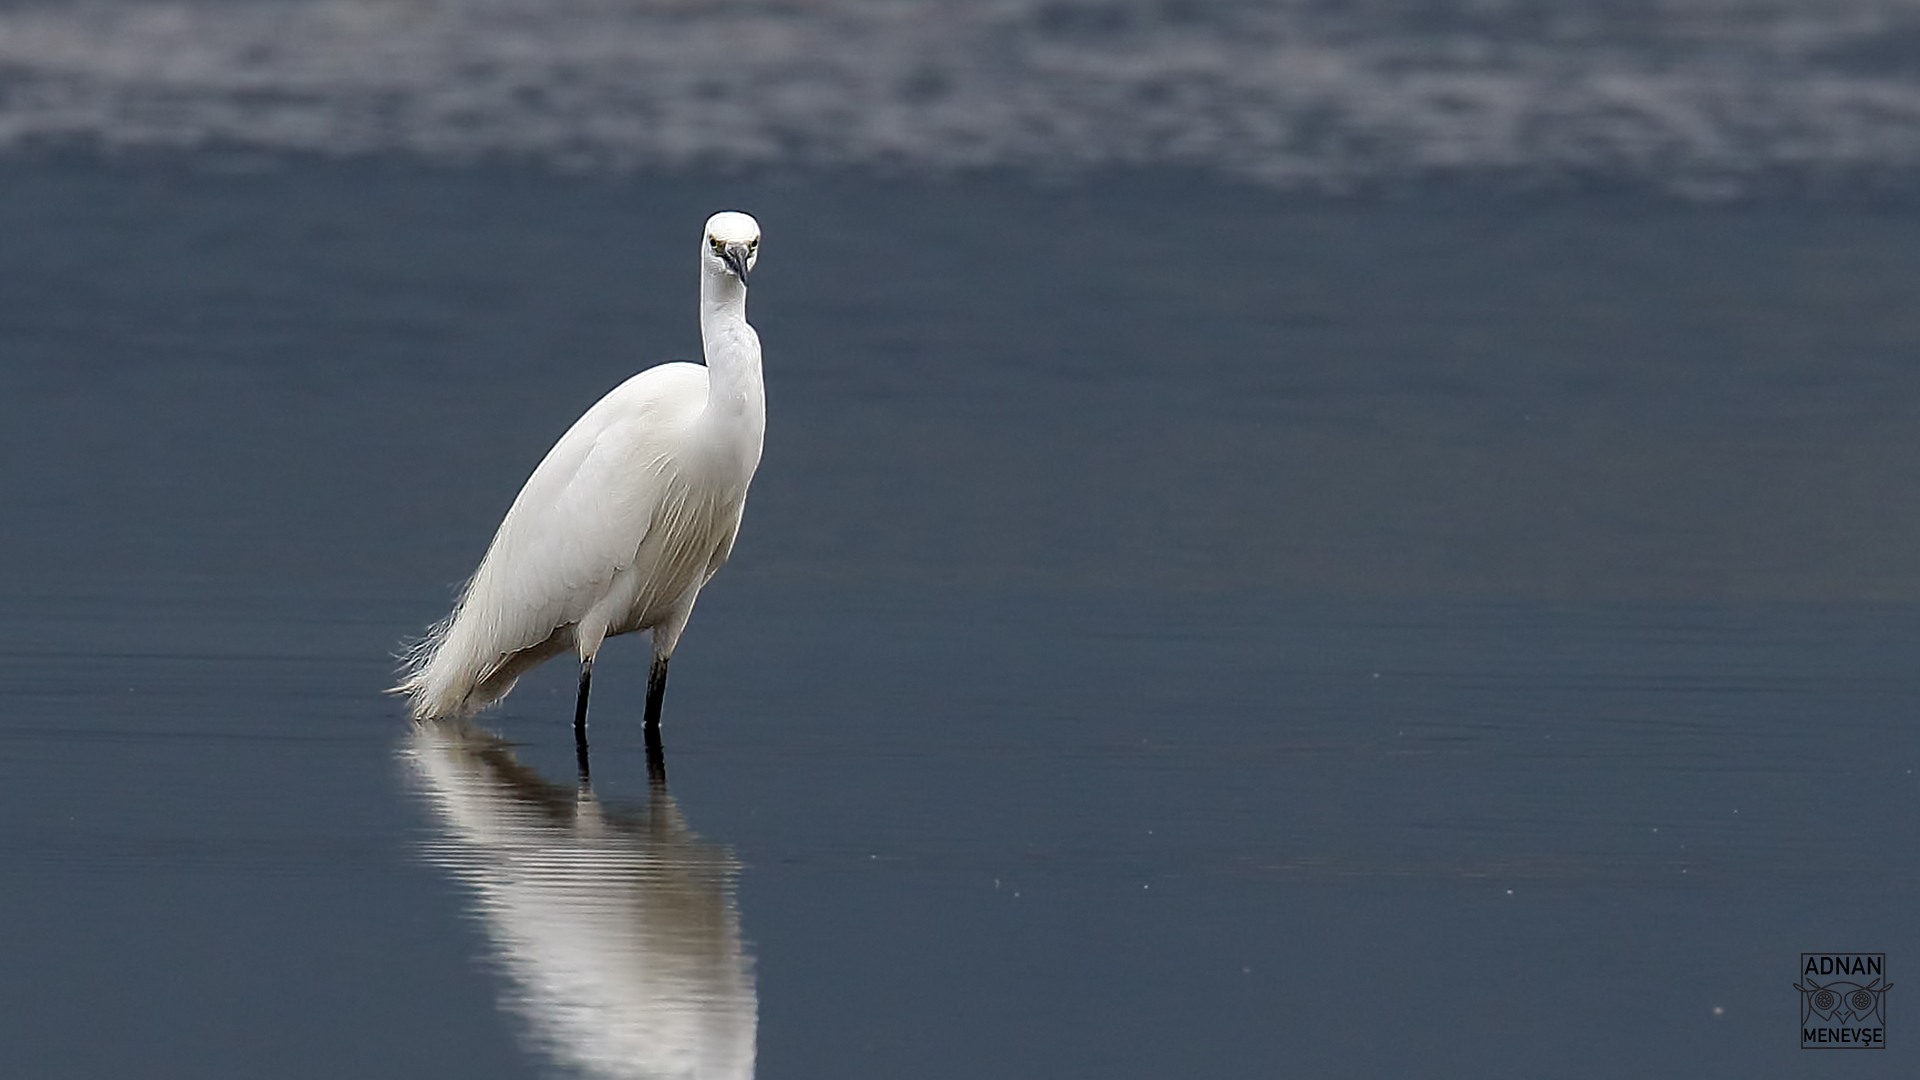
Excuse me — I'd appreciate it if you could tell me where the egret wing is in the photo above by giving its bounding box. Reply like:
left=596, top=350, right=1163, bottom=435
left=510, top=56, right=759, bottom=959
left=459, top=363, right=709, bottom=672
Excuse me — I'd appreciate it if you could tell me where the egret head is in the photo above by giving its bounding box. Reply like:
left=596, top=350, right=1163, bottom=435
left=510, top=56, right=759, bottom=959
left=703, top=211, right=760, bottom=287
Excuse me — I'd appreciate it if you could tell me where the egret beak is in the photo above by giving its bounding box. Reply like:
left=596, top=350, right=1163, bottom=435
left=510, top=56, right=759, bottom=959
left=721, top=242, right=751, bottom=287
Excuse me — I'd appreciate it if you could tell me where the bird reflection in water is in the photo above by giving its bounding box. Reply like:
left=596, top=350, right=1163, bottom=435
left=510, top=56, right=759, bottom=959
left=406, top=722, right=755, bottom=1079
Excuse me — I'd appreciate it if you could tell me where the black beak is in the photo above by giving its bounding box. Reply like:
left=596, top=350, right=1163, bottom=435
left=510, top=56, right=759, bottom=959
left=721, top=242, right=751, bottom=287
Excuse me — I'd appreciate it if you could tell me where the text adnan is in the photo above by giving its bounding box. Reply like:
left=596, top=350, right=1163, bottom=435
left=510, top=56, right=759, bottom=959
left=1805, top=955, right=1883, bottom=977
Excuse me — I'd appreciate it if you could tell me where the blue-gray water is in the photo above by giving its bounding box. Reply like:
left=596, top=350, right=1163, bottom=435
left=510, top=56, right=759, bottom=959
left=3, top=160, right=1916, bottom=1077
left=3, top=5, right=1920, bottom=1070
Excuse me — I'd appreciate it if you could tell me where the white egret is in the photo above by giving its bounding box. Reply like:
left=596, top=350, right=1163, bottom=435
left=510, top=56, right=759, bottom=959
left=395, top=212, right=765, bottom=735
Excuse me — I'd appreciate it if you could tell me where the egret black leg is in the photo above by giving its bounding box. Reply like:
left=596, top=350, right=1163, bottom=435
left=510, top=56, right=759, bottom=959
left=643, top=656, right=670, bottom=730
left=574, top=657, right=594, bottom=731
left=644, top=721, right=667, bottom=786
left=573, top=658, right=594, bottom=783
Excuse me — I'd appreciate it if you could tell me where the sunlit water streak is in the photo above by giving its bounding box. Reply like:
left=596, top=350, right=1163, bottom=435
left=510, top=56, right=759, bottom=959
left=406, top=721, right=756, bottom=1080
left=8, top=0, right=1920, bottom=191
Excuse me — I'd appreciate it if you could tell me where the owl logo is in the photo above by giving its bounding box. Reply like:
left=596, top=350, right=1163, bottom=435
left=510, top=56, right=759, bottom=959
left=1795, top=977, right=1892, bottom=1027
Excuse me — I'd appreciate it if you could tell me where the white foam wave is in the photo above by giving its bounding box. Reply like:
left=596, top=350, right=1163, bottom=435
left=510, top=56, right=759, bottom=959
left=6, top=0, right=1920, bottom=187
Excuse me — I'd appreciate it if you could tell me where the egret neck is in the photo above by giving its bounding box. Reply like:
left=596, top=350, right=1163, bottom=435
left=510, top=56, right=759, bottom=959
left=699, top=268, right=765, bottom=441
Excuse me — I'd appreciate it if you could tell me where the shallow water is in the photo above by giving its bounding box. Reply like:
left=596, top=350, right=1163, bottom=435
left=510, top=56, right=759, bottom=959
left=1, top=161, right=1918, bottom=1077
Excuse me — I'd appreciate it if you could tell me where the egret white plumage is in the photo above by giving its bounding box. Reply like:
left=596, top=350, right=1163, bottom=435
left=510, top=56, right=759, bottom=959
left=395, top=212, right=765, bottom=734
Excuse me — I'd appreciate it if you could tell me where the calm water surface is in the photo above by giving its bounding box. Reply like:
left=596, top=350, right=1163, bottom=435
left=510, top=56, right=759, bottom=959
left=1, top=162, right=1917, bottom=1077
